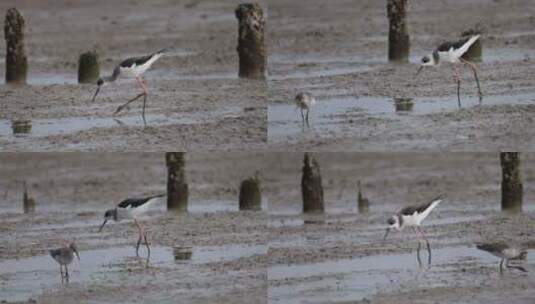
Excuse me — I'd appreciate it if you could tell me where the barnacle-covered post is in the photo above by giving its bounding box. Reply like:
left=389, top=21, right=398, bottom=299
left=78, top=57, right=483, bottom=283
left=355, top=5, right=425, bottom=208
left=387, top=0, right=410, bottom=62
left=4, top=8, right=28, bottom=84
left=166, top=152, right=189, bottom=212
left=235, top=3, right=266, bottom=79
left=302, top=153, right=324, bottom=213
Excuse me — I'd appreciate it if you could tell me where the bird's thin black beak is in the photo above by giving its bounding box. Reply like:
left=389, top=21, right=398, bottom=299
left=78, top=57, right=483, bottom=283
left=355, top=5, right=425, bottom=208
left=415, top=66, right=424, bottom=76
left=98, top=219, right=107, bottom=232
left=383, top=228, right=391, bottom=241
left=91, top=86, right=101, bottom=102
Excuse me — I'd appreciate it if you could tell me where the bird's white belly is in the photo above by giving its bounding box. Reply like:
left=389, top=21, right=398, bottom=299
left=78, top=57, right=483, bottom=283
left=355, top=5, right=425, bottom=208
left=401, top=214, right=420, bottom=227
left=119, top=66, right=146, bottom=78
left=438, top=51, right=459, bottom=64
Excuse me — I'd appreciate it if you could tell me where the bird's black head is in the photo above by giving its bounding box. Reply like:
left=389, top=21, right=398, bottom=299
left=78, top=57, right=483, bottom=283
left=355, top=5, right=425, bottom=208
left=97, top=78, right=104, bottom=86
left=422, top=56, right=430, bottom=64
left=99, top=209, right=117, bottom=232
left=104, top=209, right=116, bottom=220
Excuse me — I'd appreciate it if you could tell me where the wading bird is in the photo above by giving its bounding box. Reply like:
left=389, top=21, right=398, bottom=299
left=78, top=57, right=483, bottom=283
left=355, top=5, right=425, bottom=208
left=417, top=35, right=482, bottom=107
left=91, top=49, right=168, bottom=125
left=477, top=243, right=528, bottom=274
left=49, top=241, right=80, bottom=282
left=295, top=92, right=316, bottom=127
left=383, top=194, right=446, bottom=265
left=99, top=193, right=165, bottom=259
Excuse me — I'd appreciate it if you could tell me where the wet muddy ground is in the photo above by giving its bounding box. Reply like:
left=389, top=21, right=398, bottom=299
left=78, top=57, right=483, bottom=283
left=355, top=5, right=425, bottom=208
left=0, top=0, right=266, bottom=151
left=1, top=153, right=535, bottom=303
left=0, top=153, right=269, bottom=303
left=265, top=153, right=535, bottom=304
left=267, top=0, right=535, bottom=150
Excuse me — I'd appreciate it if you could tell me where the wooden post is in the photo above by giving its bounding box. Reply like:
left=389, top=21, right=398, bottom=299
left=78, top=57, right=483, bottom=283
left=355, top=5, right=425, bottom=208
left=239, top=173, right=262, bottom=211
left=394, top=97, right=414, bottom=112
left=357, top=181, right=369, bottom=214
left=235, top=3, right=266, bottom=79
left=11, top=119, right=32, bottom=134
left=387, top=0, right=410, bottom=63
left=500, top=152, right=522, bottom=212
left=166, top=152, right=188, bottom=212
left=301, top=153, right=324, bottom=213
left=22, top=180, right=35, bottom=214
left=461, top=28, right=482, bottom=62
left=4, top=8, right=28, bottom=84
left=78, top=51, right=100, bottom=83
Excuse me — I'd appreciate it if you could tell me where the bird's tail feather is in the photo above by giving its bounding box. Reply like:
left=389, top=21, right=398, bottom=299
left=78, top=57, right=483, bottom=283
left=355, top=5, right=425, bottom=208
left=153, top=48, right=170, bottom=56
left=150, top=193, right=167, bottom=199
left=455, top=34, right=480, bottom=58
left=420, top=194, right=446, bottom=219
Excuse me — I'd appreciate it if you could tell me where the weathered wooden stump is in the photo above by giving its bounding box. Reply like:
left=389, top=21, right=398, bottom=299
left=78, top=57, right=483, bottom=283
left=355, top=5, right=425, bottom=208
left=4, top=8, right=28, bottom=84
left=78, top=51, right=100, bottom=83
left=461, top=27, right=482, bottom=62
left=387, top=0, right=410, bottom=63
left=235, top=3, right=266, bottom=79
left=173, top=247, right=192, bottom=261
left=500, top=152, right=523, bottom=212
left=302, top=153, right=324, bottom=213
left=239, top=174, right=262, bottom=211
left=11, top=119, right=32, bottom=134
left=22, top=180, right=35, bottom=214
left=357, top=181, right=369, bottom=214
left=394, top=97, right=414, bottom=112
left=166, top=152, right=189, bottom=212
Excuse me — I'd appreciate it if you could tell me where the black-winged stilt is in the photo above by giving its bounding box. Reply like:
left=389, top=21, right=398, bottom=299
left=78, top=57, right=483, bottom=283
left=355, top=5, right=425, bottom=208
left=383, top=194, right=446, bottom=264
left=417, top=35, right=483, bottom=107
left=295, top=92, right=317, bottom=127
left=98, top=193, right=165, bottom=259
left=91, top=49, right=168, bottom=125
left=49, top=241, right=80, bottom=282
left=477, top=243, right=528, bottom=274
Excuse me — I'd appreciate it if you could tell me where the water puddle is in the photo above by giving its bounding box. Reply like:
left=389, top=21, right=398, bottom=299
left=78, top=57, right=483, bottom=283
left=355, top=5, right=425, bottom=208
left=268, top=92, right=535, bottom=141
left=0, top=106, right=242, bottom=140
left=0, top=243, right=266, bottom=302
left=268, top=246, right=534, bottom=304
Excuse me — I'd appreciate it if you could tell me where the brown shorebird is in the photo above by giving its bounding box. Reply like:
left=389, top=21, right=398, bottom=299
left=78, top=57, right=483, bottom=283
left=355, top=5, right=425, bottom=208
left=295, top=92, right=317, bottom=127
left=49, top=242, right=80, bottom=282
left=477, top=242, right=528, bottom=274
left=99, top=193, right=165, bottom=259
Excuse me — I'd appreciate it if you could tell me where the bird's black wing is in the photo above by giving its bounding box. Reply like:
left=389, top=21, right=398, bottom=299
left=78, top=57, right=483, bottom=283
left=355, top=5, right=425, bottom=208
left=119, top=55, right=153, bottom=68
left=117, top=193, right=165, bottom=208
left=436, top=36, right=470, bottom=52
left=476, top=242, right=508, bottom=253
left=399, top=194, right=445, bottom=216
left=49, top=248, right=61, bottom=258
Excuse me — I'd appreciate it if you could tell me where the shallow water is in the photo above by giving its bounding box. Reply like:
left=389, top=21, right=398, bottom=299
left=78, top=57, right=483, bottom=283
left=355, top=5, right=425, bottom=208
left=268, top=246, right=534, bottom=304
left=268, top=92, right=535, bottom=142
left=0, top=243, right=266, bottom=302
left=0, top=106, right=242, bottom=141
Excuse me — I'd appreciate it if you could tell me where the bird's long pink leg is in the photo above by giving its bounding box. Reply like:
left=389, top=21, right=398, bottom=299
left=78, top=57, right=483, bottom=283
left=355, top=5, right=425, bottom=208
left=417, top=226, right=432, bottom=264
left=113, top=77, right=147, bottom=116
left=134, top=219, right=150, bottom=258
left=134, top=219, right=143, bottom=257
left=460, top=58, right=482, bottom=102
left=453, top=64, right=462, bottom=108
